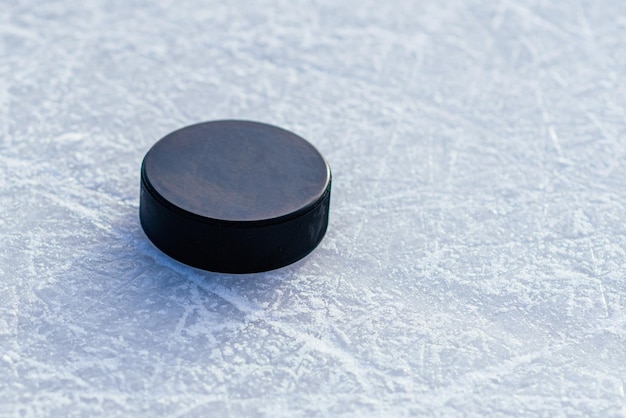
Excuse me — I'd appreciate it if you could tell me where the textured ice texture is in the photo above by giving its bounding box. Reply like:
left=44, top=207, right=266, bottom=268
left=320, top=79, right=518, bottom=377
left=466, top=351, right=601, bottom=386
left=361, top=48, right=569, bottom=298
left=1, top=0, right=626, bottom=416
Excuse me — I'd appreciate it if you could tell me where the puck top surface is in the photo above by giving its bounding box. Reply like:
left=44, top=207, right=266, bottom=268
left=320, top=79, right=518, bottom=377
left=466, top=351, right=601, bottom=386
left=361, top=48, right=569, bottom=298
left=142, top=120, right=330, bottom=222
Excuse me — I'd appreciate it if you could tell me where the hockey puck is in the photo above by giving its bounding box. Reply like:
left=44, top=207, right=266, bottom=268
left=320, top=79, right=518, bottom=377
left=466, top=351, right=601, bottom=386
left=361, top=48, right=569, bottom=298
left=139, top=120, right=331, bottom=273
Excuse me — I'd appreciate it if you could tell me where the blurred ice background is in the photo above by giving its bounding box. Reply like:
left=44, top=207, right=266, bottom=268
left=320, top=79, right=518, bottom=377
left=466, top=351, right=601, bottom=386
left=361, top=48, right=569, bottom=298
left=1, top=0, right=625, bottom=416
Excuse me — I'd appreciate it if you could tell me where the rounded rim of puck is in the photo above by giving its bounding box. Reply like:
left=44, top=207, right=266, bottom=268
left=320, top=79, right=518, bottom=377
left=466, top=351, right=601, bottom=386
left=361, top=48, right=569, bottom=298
left=139, top=120, right=332, bottom=273
left=142, top=120, right=331, bottom=225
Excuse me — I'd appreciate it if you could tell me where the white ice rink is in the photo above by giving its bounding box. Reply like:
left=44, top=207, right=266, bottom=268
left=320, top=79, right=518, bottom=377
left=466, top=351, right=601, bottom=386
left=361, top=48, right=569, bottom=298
left=1, top=0, right=625, bottom=416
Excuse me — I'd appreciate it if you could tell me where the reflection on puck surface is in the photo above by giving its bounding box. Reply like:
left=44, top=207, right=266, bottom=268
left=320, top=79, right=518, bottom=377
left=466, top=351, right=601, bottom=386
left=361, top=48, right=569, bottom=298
left=140, top=120, right=331, bottom=273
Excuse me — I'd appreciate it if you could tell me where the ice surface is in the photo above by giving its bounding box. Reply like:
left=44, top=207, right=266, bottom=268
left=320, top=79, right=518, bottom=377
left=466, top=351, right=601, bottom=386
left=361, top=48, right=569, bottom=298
left=1, top=0, right=626, bottom=416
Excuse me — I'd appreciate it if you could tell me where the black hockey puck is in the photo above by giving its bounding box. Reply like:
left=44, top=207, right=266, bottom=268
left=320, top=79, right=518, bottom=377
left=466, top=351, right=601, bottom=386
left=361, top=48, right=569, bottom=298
left=139, top=120, right=331, bottom=273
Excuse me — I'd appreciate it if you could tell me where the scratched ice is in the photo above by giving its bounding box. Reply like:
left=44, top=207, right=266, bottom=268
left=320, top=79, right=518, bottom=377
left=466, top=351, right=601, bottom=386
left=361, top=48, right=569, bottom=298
left=1, top=0, right=626, bottom=416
